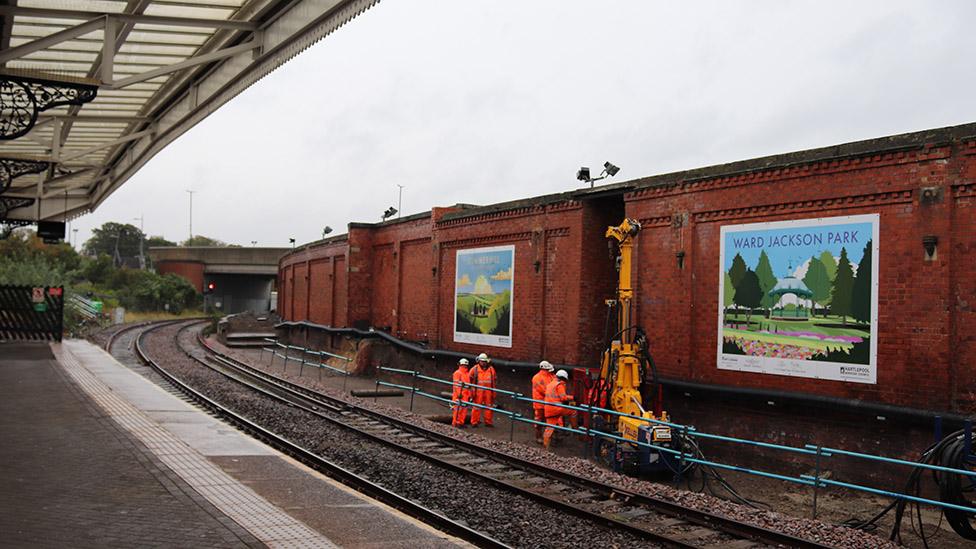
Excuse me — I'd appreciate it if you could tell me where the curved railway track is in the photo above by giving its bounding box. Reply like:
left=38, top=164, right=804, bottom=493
left=119, top=319, right=835, bottom=549
left=115, top=319, right=509, bottom=549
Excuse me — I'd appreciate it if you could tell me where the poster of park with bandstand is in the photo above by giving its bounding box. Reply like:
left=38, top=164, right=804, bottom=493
left=717, top=214, right=879, bottom=383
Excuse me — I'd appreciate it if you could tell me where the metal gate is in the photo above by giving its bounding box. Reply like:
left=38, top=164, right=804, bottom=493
left=0, top=285, right=64, bottom=341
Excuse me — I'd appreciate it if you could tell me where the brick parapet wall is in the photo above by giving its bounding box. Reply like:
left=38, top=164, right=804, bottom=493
left=278, top=124, right=976, bottom=413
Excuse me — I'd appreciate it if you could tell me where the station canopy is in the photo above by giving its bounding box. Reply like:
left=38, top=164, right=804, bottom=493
left=0, top=0, right=377, bottom=223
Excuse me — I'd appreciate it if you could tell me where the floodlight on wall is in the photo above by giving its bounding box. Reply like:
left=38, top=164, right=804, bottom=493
left=922, top=235, right=938, bottom=260
left=382, top=207, right=398, bottom=220
left=577, top=161, right=621, bottom=188
left=322, top=226, right=333, bottom=238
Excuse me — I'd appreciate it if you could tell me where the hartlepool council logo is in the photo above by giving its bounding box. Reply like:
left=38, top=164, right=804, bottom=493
left=840, top=366, right=870, bottom=377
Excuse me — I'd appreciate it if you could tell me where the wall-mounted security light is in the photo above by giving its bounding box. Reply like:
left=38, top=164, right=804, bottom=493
left=382, top=207, right=398, bottom=220
left=922, top=235, right=938, bottom=260
left=322, top=226, right=333, bottom=238
left=577, top=161, right=621, bottom=188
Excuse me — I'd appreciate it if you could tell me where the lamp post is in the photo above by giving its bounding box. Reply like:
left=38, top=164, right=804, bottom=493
left=185, top=189, right=195, bottom=242
left=133, top=214, right=145, bottom=269
left=113, top=227, right=125, bottom=268
left=397, top=184, right=404, bottom=219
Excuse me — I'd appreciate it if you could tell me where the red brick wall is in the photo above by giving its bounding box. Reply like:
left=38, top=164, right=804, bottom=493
left=156, top=261, right=205, bottom=292
left=433, top=201, right=585, bottom=363
left=370, top=244, right=396, bottom=330
left=624, top=144, right=971, bottom=410
left=280, top=238, right=347, bottom=326
left=277, top=128, right=976, bottom=413
left=950, top=143, right=976, bottom=411
left=293, top=262, right=308, bottom=320
left=308, top=259, right=331, bottom=325
left=399, top=238, right=433, bottom=341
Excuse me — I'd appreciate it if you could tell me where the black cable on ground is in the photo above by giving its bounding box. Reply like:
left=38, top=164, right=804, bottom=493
left=839, top=429, right=974, bottom=548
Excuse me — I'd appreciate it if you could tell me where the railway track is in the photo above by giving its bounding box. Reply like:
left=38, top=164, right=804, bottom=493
left=119, top=319, right=834, bottom=549
left=119, top=319, right=511, bottom=549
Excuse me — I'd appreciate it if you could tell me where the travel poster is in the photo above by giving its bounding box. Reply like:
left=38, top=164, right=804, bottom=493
left=717, top=214, right=879, bottom=383
left=454, top=245, right=514, bottom=347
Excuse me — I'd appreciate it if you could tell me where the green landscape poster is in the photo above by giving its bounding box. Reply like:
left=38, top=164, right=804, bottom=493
left=454, top=245, right=514, bottom=347
left=718, top=214, right=879, bottom=383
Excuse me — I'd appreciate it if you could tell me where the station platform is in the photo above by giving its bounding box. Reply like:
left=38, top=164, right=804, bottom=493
left=0, top=340, right=466, bottom=549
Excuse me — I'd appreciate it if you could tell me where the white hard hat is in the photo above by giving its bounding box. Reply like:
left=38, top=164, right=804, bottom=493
left=476, top=353, right=489, bottom=362
left=539, top=361, right=554, bottom=372
left=555, top=369, right=569, bottom=380
left=459, top=358, right=469, bottom=365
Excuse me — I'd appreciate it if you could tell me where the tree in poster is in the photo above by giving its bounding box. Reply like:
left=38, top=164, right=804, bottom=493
left=803, top=256, right=832, bottom=317
left=733, top=269, right=763, bottom=326
left=819, top=250, right=838, bottom=282
left=729, top=253, right=747, bottom=288
left=723, top=272, right=736, bottom=310
left=852, top=240, right=873, bottom=324
left=830, top=247, right=854, bottom=325
left=755, top=250, right=777, bottom=310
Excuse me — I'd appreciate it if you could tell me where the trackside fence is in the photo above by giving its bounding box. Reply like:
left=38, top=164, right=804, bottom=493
left=262, top=338, right=352, bottom=389
left=377, top=366, right=976, bottom=518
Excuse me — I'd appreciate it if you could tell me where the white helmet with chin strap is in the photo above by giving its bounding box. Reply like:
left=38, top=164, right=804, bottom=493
left=476, top=352, right=490, bottom=363
left=555, top=369, right=569, bottom=380
left=458, top=358, right=469, bottom=365
left=539, top=361, right=554, bottom=372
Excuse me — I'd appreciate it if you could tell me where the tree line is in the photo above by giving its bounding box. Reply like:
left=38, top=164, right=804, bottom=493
left=83, top=221, right=232, bottom=268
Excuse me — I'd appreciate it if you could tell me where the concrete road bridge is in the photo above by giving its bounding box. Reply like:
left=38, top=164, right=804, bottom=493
left=150, top=245, right=288, bottom=313
left=0, top=0, right=379, bottom=224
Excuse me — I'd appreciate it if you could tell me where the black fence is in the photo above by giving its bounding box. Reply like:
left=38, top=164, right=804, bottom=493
left=0, top=285, right=64, bottom=341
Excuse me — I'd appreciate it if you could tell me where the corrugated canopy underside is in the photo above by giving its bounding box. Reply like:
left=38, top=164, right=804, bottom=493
left=0, top=0, right=378, bottom=221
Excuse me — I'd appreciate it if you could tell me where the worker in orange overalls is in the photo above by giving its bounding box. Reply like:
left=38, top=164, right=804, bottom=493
left=451, top=358, right=472, bottom=427
left=543, top=369, right=577, bottom=449
left=469, top=352, right=497, bottom=428
left=531, top=360, right=556, bottom=444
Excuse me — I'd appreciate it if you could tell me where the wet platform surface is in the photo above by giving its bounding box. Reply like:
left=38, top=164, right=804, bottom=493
left=0, top=340, right=466, bottom=549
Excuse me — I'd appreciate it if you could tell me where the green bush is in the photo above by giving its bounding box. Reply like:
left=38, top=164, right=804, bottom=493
left=1, top=228, right=201, bottom=316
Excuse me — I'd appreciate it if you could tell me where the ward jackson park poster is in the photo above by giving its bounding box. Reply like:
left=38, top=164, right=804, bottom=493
left=454, top=245, right=514, bottom=348
left=718, top=214, right=879, bottom=384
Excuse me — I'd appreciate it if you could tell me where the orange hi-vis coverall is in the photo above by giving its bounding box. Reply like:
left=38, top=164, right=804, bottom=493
left=531, top=370, right=555, bottom=441
left=469, top=363, right=497, bottom=426
left=543, top=378, right=577, bottom=449
left=452, top=365, right=472, bottom=427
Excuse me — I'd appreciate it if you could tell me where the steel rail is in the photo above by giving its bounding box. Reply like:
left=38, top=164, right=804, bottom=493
left=131, top=320, right=510, bottom=549
left=188, top=344, right=703, bottom=548
left=192, top=328, right=833, bottom=549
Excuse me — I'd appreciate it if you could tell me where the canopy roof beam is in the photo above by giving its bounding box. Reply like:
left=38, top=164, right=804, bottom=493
left=109, top=37, right=262, bottom=89
left=0, top=6, right=257, bottom=31
left=59, top=128, right=154, bottom=163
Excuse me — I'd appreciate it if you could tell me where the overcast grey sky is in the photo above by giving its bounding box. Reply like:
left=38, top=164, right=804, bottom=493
left=69, top=0, right=976, bottom=249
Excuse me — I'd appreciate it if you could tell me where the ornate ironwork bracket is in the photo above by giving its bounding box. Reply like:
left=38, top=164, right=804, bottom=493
left=0, top=157, right=50, bottom=195
left=0, top=196, right=35, bottom=219
left=0, top=73, right=98, bottom=140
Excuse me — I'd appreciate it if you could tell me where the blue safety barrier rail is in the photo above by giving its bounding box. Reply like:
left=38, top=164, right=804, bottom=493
left=376, top=366, right=976, bottom=519
left=262, top=338, right=352, bottom=386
